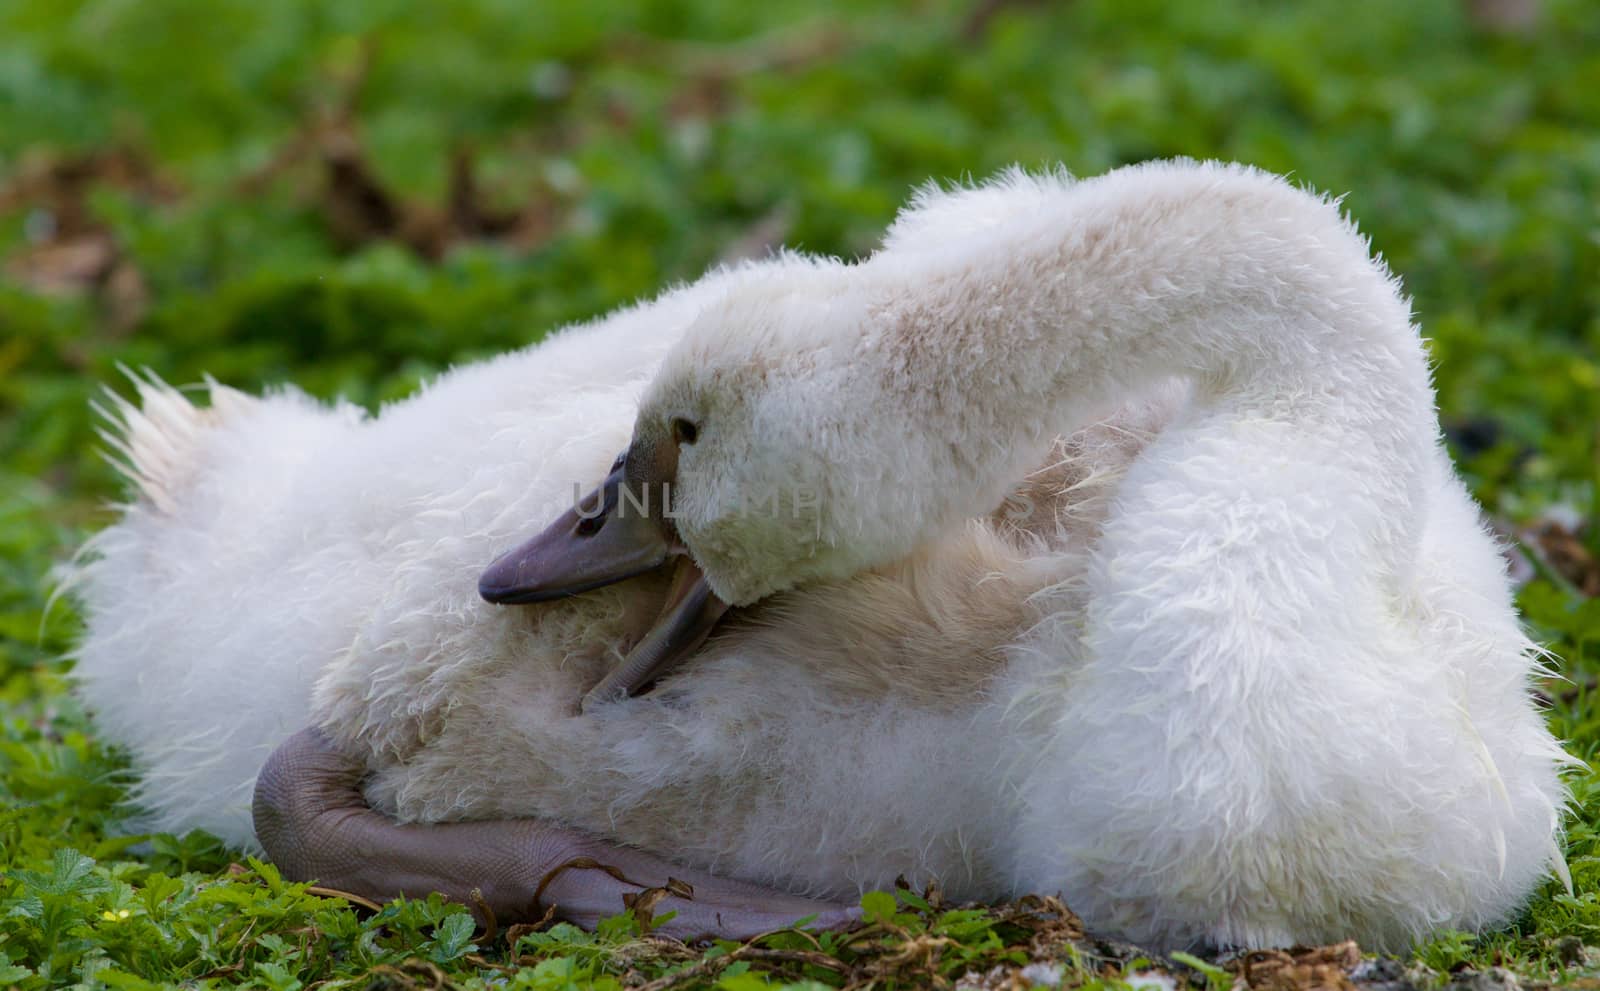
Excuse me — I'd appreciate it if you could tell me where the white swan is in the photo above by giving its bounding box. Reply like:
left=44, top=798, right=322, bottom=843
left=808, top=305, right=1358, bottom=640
left=71, top=160, right=1569, bottom=953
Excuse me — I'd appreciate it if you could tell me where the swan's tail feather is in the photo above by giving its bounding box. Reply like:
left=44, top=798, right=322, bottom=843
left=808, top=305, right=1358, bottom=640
left=1548, top=836, right=1574, bottom=895
left=70, top=370, right=296, bottom=849
left=92, top=368, right=255, bottom=516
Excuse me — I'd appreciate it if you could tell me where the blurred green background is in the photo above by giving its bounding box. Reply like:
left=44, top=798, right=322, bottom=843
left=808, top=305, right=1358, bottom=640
left=3, top=0, right=1600, bottom=986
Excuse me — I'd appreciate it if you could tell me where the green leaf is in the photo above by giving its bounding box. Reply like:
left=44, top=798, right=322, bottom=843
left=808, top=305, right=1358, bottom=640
left=254, top=960, right=305, bottom=991
left=14, top=848, right=111, bottom=899
left=427, top=911, right=478, bottom=963
left=716, top=971, right=774, bottom=991
left=0, top=952, right=34, bottom=983
left=1171, top=951, right=1231, bottom=991
left=860, top=890, right=898, bottom=925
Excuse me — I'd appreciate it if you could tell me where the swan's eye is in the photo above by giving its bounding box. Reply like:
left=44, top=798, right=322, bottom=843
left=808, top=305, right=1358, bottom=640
left=671, top=417, right=699, bottom=446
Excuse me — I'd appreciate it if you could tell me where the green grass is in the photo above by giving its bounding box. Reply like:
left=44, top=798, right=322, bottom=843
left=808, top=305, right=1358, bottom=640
left=2, top=0, right=1599, bottom=986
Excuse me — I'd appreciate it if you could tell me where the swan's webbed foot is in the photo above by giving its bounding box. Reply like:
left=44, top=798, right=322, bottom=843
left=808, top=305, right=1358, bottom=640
left=252, top=727, right=859, bottom=939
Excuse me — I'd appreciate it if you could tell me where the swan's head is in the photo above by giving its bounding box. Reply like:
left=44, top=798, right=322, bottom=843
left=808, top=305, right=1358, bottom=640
left=480, top=259, right=914, bottom=707
left=620, top=283, right=875, bottom=605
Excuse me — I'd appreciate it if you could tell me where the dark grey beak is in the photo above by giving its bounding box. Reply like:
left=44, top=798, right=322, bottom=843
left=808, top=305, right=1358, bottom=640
left=478, top=449, right=730, bottom=708
left=478, top=459, right=669, bottom=604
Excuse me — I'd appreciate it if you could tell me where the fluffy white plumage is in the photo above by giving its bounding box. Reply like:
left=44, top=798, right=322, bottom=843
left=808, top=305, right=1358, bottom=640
left=71, top=160, right=1570, bottom=952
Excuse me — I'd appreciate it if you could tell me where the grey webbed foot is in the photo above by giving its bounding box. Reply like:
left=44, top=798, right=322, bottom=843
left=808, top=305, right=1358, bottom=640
left=252, top=727, right=860, bottom=940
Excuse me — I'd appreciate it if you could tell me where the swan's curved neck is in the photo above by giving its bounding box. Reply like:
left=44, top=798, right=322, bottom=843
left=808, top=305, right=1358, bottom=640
left=848, top=164, right=1437, bottom=566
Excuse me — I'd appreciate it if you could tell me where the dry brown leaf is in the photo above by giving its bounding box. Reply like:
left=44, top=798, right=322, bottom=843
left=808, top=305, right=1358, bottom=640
left=1528, top=517, right=1600, bottom=597
left=303, top=884, right=385, bottom=913
left=1241, top=941, right=1363, bottom=991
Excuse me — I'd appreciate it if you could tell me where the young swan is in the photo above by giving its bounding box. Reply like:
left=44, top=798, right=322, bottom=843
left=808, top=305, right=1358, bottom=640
left=515, top=160, right=1570, bottom=949
left=76, top=161, right=1568, bottom=952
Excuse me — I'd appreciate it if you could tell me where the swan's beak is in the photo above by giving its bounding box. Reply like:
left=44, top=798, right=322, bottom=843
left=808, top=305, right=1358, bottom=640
left=478, top=459, right=667, bottom=604
left=478, top=451, right=730, bottom=709
left=580, top=555, right=728, bottom=712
